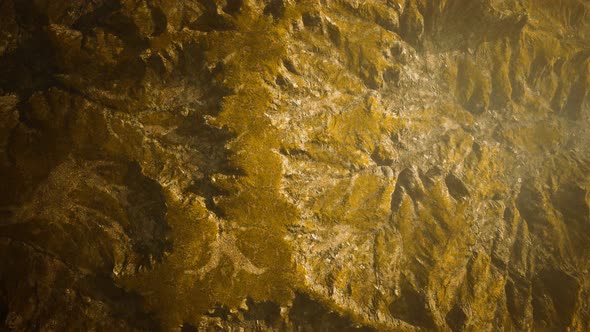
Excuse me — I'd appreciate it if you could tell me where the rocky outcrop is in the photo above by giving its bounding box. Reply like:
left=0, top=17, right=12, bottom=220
left=1, top=0, right=589, bottom=330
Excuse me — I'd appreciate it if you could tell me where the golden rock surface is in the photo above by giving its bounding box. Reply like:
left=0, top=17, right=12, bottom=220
left=1, top=0, right=589, bottom=330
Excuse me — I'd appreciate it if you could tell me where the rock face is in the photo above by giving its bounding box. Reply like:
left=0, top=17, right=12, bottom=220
left=1, top=0, right=590, bottom=330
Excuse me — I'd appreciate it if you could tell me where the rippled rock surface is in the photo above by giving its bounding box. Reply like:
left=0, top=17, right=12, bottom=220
left=1, top=0, right=590, bottom=330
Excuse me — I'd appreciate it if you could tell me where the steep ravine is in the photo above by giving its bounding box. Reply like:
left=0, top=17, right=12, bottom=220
left=1, top=0, right=589, bottom=331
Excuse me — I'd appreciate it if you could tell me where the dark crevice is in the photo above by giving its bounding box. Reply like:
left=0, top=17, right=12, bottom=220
left=78, top=274, right=161, bottom=331
left=150, top=5, right=167, bottom=36
left=446, top=304, right=467, bottom=332
left=370, top=148, right=393, bottom=166
left=302, top=12, right=323, bottom=30
left=186, top=181, right=228, bottom=218
left=0, top=290, right=8, bottom=326
left=180, top=322, right=198, bottom=332
left=279, top=146, right=311, bottom=159
left=72, top=1, right=121, bottom=33
left=243, top=298, right=281, bottom=325
left=188, top=13, right=236, bottom=32
left=390, top=168, right=424, bottom=214
left=282, top=58, right=300, bottom=74
left=123, top=161, right=171, bottom=265
left=445, top=173, right=470, bottom=200
left=505, top=278, right=529, bottom=329
left=264, top=0, right=286, bottom=20
left=223, top=0, right=243, bottom=15
left=0, top=30, right=58, bottom=102
left=290, top=293, right=377, bottom=331
left=551, top=182, right=590, bottom=252
left=103, top=12, right=150, bottom=50
left=388, top=276, right=436, bottom=329
left=532, top=269, right=580, bottom=329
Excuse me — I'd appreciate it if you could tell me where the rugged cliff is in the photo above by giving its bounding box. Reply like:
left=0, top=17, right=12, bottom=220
left=1, top=0, right=590, bottom=330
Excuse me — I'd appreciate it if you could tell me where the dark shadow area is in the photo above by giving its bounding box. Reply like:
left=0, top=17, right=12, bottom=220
left=290, top=293, right=377, bottom=332
left=388, top=277, right=436, bottom=329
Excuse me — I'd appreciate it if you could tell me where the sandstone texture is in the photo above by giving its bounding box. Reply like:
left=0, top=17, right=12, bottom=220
left=1, top=0, right=590, bottom=331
